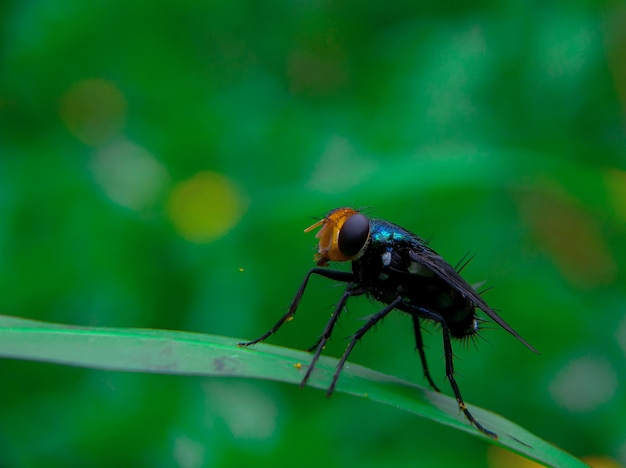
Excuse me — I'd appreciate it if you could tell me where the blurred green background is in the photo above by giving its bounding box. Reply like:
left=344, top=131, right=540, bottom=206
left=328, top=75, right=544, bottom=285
left=1, top=0, right=625, bottom=467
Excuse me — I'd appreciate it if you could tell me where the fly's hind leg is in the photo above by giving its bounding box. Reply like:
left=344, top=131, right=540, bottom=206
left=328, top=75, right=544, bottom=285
left=411, top=315, right=441, bottom=392
left=408, top=304, right=497, bottom=439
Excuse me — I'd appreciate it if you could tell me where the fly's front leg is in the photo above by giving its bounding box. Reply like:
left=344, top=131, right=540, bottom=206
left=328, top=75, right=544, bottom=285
left=238, top=268, right=355, bottom=347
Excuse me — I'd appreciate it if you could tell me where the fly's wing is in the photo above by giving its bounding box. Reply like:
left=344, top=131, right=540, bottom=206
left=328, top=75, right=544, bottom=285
left=408, top=248, right=538, bottom=353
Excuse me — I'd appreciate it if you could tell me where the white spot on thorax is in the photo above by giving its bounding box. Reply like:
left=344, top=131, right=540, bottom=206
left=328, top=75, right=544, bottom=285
left=381, top=251, right=392, bottom=266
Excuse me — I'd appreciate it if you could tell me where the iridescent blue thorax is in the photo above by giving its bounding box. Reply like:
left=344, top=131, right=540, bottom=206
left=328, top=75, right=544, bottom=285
left=369, top=219, right=423, bottom=247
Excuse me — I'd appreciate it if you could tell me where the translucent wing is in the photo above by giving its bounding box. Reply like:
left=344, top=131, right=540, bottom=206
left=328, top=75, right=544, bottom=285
left=408, top=248, right=538, bottom=353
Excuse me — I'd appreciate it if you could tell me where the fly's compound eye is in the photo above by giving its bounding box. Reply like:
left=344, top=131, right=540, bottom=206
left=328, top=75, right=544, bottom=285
left=338, top=213, right=370, bottom=257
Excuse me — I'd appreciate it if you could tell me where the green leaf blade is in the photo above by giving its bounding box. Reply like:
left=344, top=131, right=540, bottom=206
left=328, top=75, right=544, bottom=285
left=0, top=315, right=586, bottom=468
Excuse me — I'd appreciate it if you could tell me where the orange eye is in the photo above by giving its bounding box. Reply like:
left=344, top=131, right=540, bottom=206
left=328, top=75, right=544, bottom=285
left=305, top=207, right=370, bottom=266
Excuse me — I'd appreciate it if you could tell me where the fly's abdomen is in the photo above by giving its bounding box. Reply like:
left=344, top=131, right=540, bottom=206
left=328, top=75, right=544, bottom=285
left=400, top=279, right=476, bottom=338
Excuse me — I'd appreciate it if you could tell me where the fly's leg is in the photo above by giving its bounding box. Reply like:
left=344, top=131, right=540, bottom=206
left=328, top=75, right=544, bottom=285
left=411, top=315, right=441, bottom=392
left=326, top=297, right=402, bottom=396
left=306, top=337, right=322, bottom=353
left=410, top=304, right=497, bottom=439
left=238, top=268, right=355, bottom=347
left=300, top=287, right=367, bottom=388
left=442, top=319, right=496, bottom=438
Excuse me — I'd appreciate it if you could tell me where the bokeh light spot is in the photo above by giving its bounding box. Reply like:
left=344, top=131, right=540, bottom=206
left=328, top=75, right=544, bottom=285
left=540, top=18, right=595, bottom=80
left=287, top=33, right=349, bottom=96
left=59, top=78, right=127, bottom=146
left=548, top=355, right=617, bottom=412
left=203, top=382, right=277, bottom=441
left=91, top=139, right=170, bottom=211
left=516, top=188, right=616, bottom=287
left=173, top=434, right=206, bottom=468
left=487, top=445, right=544, bottom=468
left=167, top=171, right=247, bottom=243
left=580, top=455, right=623, bottom=468
left=307, top=136, right=377, bottom=193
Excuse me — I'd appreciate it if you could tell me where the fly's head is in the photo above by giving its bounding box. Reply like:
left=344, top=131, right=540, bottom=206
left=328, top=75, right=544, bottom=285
left=305, top=207, right=371, bottom=266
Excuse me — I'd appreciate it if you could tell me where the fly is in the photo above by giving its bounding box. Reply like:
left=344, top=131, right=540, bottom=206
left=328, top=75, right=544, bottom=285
left=239, top=207, right=537, bottom=438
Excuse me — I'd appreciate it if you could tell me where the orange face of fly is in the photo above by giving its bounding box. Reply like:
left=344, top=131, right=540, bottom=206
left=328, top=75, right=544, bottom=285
left=304, top=207, right=371, bottom=266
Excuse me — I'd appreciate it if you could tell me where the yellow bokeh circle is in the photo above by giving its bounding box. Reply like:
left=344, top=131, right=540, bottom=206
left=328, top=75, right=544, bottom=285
left=167, top=171, right=247, bottom=243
